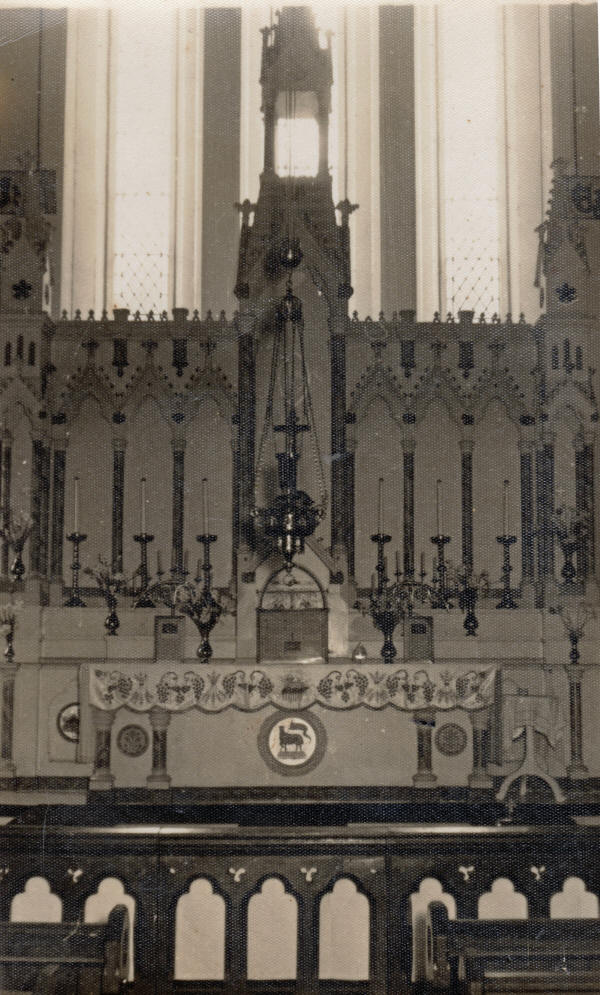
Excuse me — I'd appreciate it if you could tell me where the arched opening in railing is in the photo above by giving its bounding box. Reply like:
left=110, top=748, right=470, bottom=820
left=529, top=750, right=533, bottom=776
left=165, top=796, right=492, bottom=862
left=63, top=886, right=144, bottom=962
left=318, top=877, right=370, bottom=981
left=247, top=876, right=298, bottom=980
left=174, top=877, right=226, bottom=980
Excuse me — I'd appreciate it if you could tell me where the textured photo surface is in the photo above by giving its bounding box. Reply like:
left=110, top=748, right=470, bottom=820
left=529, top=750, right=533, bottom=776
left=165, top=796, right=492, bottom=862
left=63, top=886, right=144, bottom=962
left=0, top=1, right=598, bottom=990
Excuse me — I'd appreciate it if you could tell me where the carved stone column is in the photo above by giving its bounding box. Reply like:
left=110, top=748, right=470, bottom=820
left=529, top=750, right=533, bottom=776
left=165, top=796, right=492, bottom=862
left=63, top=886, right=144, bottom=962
left=460, top=438, right=474, bottom=574
left=468, top=708, right=493, bottom=788
left=412, top=709, right=437, bottom=786
left=330, top=310, right=348, bottom=568
left=146, top=707, right=171, bottom=789
left=89, top=707, right=116, bottom=790
left=575, top=432, right=595, bottom=582
left=536, top=433, right=555, bottom=598
left=566, top=664, right=588, bottom=780
left=0, top=661, right=17, bottom=777
left=171, top=438, right=185, bottom=572
left=30, top=437, right=50, bottom=577
left=0, top=436, right=11, bottom=576
left=237, top=312, right=256, bottom=551
left=50, top=444, right=66, bottom=582
left=519, top=439, right=535, bottom=592
left=402, top=436, right=415, bottom=577
left=111, top=437, right=126, bottom=573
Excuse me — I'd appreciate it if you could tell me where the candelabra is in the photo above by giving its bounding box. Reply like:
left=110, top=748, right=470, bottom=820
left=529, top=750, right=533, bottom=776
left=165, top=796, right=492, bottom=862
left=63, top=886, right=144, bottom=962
left=496, top=534, right=518, bottom=609
left=553, top=505, right=589, bottom=588
left=133, top=532, right=155, bottom=607
left=84, top=557, right=128, bottom=637
left=148, top=560, right=188, bottom=616
left=358, top=533, right=433, bottom=663
left=550, top=602, right=595, bottom=780
left=65, top=532, right=87, bottom=607
left=0, top=510, right=33, bottom=584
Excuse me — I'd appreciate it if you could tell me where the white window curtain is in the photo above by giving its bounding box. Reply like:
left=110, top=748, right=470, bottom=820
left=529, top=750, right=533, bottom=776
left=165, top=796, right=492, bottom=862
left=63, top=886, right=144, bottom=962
left=415, top=3, right=551, bottom=322
left=61, top=7, right=205, bottom=317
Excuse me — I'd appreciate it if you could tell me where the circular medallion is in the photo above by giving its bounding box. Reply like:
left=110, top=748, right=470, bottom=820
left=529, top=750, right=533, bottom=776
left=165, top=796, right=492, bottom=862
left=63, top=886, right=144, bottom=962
left=434, top=722, right=468, bottom=757
left=117, top=724, right=149, bottom=758
left=57, top=702, right=80, bottom=743
left=258, top=711, right=327, bottom=776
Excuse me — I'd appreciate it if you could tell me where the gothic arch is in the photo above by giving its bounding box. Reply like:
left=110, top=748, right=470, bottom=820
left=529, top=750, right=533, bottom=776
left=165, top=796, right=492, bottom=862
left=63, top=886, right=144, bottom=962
left=185, top=365, right=237, bottom=423
left=59, top=365, right=116, bottom=426
left=349, top=362, right=405, bottom=426
left=546, top=377, right=598, bottom=431
left=470, top=368, right=528, bottom=427
left=412, top=368, right=464, bottom=427
left=120, top=361, right=173, bottom=424
left=0, top=377, right=38, bottom=435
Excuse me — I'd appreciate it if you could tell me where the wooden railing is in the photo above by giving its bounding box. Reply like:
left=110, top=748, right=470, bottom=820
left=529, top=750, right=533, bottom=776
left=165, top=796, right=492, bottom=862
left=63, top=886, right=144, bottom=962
left=1, top=821, right=599, bottom=993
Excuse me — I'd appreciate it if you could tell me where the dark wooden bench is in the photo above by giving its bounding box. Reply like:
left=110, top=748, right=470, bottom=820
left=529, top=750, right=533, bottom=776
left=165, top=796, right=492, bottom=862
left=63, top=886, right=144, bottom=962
left=0, top=904, right=130, bottom=994
left=423, top=899, right=600, bottom=993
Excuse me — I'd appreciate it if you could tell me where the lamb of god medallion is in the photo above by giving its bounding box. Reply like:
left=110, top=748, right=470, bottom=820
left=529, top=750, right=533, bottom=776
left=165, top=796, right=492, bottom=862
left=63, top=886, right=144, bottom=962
left=258, top=711, right=327, bottom=776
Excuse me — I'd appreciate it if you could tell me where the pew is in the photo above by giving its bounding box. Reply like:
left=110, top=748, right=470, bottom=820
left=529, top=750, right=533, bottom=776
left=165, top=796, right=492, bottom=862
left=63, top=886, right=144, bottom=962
left=423, top=899, right=600, bottom=993
left=0, top=904, right=130, bottom=994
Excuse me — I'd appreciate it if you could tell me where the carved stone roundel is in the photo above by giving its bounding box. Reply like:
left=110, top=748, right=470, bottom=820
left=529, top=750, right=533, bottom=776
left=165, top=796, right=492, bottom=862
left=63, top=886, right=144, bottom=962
left=434, top=722, right=468, bottom=757
left=117, top=724, right=149, bottom=757
left=258, top=711, right=327, bottom=776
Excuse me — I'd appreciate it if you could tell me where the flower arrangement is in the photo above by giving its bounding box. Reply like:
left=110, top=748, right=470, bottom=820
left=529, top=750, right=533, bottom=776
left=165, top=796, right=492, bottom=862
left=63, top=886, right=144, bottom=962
left=0, top=510, right=33, bottom=582
left=84, top=557, right=131, bottom=636
left=170, top=580, right=234, bottom=661
left=553, top=505, right=590, bottom=544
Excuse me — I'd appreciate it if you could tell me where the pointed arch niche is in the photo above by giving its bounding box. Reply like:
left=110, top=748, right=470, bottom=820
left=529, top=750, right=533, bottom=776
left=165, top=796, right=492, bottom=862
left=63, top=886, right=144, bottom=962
left=64, top=395, right=112, bottom=575
left=414, top=400, right=461, bottom=577
left=472, top=399, right=521, bottom=578
left=124, top=397, right=172, bottom=577
left=185, top=395, right=232, bottom=587
left=4, top=405, right=33, bottom=522
left=354, top=396, right=402, bottom=587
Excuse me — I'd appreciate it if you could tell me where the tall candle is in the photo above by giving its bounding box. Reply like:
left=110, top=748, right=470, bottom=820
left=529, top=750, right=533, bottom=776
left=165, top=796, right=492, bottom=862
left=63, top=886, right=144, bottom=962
left=74, top=476, right=80, bottom=533
left=140, top=477, right=147, bottom=534
left=503, top=479, right=510, bottom=536
left=395, top=550, right=400, bottom=576
left=436, top=479, right=443, bottom=536
left=378, top=477, right=384, bottom=534
left=156, top=550, right=163, bottom=575
left=420, top=552, right=425, bottom=577
left=201, top=478, right=209, bottom=535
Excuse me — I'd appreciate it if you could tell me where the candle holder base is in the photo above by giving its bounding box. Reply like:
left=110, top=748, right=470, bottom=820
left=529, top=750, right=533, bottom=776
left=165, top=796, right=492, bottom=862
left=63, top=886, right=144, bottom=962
left=496, top=535, right=518, bottom=610
left=134, top=533, right=155, bottom=608
left=64, top=532, right=87, bottom=608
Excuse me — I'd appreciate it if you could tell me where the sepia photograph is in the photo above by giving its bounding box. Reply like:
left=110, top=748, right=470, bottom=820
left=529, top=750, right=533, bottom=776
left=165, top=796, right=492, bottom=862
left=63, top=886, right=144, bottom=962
left=0, top=0, right=598, bottom=990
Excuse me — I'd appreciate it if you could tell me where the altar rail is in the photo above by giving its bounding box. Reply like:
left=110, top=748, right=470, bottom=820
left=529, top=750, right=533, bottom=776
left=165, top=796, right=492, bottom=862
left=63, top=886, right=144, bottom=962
left=0, top=821, right=600, bottom=993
